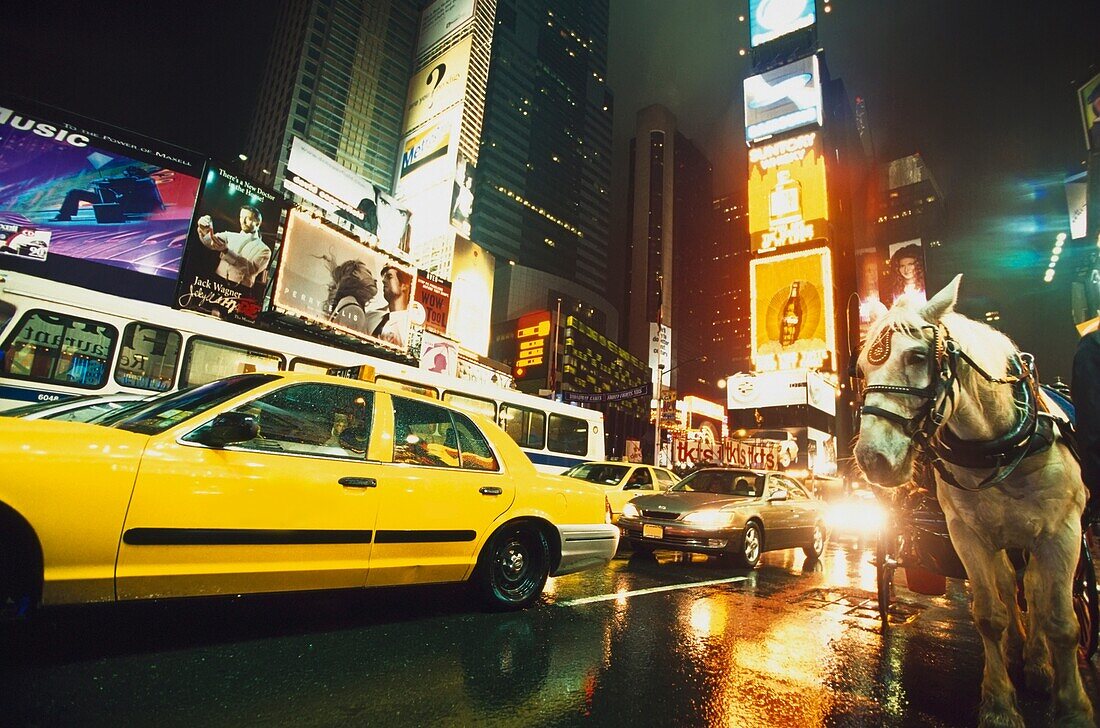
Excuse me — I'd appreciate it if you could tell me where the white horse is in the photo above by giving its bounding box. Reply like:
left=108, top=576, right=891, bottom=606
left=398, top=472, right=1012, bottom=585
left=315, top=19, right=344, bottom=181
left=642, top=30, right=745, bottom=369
left=854, top=275, right=1094, bottom=727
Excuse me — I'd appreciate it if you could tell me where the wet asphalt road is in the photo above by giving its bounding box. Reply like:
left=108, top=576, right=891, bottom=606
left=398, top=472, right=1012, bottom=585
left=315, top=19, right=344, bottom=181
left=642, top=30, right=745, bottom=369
left=2, top=539, right=1098, bottom=727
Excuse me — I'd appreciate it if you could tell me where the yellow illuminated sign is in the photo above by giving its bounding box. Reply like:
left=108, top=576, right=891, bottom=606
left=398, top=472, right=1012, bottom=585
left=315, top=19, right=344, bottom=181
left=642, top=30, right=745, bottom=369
left=514, top=310, right=551, bottom=380
left=747, top=131, right=829, bottom=253
left=749, top=247, right=835, bottom=372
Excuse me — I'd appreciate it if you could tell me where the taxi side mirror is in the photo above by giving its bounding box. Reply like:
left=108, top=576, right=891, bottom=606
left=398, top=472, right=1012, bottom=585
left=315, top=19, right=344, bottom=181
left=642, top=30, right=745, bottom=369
left=198, top=412, right=259, bottom=448
left=768, top=488, right=789, bottom=502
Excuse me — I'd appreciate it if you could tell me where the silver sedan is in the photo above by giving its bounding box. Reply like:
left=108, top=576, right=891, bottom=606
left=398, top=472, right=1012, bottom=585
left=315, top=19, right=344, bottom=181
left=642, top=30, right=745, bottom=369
left=617, top=468, right=828, bottom=568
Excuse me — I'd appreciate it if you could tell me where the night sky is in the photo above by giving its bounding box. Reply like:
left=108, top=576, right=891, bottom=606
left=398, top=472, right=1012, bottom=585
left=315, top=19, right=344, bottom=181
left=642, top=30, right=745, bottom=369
left=3, top=1, right=1100, bottom=378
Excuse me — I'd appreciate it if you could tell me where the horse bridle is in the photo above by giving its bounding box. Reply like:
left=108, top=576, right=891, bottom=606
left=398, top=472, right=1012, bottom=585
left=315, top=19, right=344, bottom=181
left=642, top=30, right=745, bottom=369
left=858, top=322, right=1043, bottom=491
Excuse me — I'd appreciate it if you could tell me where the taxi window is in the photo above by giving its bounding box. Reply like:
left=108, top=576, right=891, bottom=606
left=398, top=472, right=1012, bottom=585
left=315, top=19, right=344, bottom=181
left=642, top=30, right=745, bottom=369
left=654, top=469, right=677, bottom=487
left=624, top=468, right=654, bottom=490
left=0, top=310, right=117, bottom=389
left=114, top=323, right=181, bottom=392
left=392, top=396, right=461, bottom=468
left=547, top=413, right=587, bottom=455
left=216, top=383, right=373, bottom=460
left=451, top=411, right=500, bottom=471
left=499, top=404, right=545, bottom=449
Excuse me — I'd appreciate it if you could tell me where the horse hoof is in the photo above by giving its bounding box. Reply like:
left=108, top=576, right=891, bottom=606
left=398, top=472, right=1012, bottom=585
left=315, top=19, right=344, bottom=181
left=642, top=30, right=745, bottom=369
left=978, top=705, right=1025, bottom=728
left=1022, top=662, right=1053, bottom=695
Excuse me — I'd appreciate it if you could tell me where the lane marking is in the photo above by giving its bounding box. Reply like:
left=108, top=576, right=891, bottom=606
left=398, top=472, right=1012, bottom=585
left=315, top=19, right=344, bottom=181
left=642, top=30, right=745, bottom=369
left=557, top=575, right=749, bottom=607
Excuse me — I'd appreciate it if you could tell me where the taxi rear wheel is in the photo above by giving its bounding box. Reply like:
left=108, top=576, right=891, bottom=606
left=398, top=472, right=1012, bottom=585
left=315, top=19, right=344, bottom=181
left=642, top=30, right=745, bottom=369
left=474, top=523, right=550, bottom=611
left=0, top=534, right=38, bottom=620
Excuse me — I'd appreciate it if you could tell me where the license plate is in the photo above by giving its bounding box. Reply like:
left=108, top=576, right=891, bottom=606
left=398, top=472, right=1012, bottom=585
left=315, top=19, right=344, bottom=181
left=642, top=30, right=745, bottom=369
left=643, top=524, right=663, bottom=539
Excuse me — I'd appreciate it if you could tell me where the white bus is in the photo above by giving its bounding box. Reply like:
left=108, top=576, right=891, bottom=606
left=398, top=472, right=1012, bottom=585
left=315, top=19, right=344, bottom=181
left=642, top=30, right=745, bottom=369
left=0, top=271, right=603, bottom=472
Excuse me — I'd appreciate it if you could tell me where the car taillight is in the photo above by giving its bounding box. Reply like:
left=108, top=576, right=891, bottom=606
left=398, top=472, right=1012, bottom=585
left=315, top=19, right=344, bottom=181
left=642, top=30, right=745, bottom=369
left=605, top=496, right=612, bottom=525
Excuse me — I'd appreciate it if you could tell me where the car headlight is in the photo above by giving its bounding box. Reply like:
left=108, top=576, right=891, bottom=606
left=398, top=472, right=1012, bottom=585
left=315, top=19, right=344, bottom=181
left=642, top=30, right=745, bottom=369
left=826, top=500, right=886, bottom=534
left=621, top=502, right=640, bottom=519
left=682, top=510, right=736, bottom=528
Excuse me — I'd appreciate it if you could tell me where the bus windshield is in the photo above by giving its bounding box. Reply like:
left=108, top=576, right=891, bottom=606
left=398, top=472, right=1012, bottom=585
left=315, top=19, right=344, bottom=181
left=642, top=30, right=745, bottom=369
left=112, top=374, right=279, bottom=435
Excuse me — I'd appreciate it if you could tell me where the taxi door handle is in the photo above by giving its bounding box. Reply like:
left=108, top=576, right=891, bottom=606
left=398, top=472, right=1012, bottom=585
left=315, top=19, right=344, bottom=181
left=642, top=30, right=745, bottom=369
left=479, top=486, right=503, bottom=496
left=340, top=477, right=377, bottom=488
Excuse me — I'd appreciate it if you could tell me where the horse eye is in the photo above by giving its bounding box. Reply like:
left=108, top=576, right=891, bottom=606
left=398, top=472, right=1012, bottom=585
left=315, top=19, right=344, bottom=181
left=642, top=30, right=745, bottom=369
left=905, top=351, right=928, bottom=366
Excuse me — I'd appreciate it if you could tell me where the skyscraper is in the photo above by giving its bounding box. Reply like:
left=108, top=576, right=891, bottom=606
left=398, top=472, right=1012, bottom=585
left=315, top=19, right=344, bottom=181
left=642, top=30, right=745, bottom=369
left=473, top=0, right=615, bottom=326
left=242, top=0, right=421, bottom=191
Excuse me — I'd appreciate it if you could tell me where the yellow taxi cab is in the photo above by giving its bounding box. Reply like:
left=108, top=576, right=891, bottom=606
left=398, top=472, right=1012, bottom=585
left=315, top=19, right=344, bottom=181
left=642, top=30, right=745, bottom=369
left=0, top=372, right=618, bottom=616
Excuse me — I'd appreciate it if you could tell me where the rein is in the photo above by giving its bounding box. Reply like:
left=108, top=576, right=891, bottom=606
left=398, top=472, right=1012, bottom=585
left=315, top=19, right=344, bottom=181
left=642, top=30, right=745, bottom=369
left=859, top=323, right=1051, bottom=491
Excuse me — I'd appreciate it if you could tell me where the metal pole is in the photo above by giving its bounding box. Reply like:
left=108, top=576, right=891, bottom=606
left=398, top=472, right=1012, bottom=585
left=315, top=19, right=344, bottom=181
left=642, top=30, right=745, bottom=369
left=654, top=363, right=663, bottom=466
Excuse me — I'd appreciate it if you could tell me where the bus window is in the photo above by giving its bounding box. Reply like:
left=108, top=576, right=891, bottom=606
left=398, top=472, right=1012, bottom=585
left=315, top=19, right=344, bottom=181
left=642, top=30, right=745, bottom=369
left=499, top=404, right=546, bottom=449
left=548, top=413, right=588, bottom=455
left=0, top=310, right=117, bottom=389
left=376, top=375, right=438, bottom=399
left=289, top=358, right=334, bottom=374
left=442, top=391, right=496, bottom=420
left=114, top=323, right=181, bottom=392
left=180, top=337, right=284, bottom=387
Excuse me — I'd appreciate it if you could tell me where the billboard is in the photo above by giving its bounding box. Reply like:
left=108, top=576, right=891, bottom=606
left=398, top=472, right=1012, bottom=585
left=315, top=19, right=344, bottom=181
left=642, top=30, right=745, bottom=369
left=726, top=369, right=808, bottom=410
left=747, top=130, right=828, bottom=252
left=420, top=331, right=459, bottom=377
left=0, top=99, right=202, bottom=299
left=402, top=37, right=472, bottom=138
left=416, top=0, right=475, bottom=57
left=447, top=235, right=494, bottom=356
left=743, top=55, right=823, bottom=143
left=749, top=0, right=816, bottom=48
left=886, top=239, right=927, bottom=306
left=855, top=247, right=888, bottom=344
left=451, top=153, right=474, bottom=236
left=284, top=136, right=411, bottom=257
left=273, top=211, right=416, bottom=351
left=396, top=110, right=462, bottom=261
left=413, top=268, right=452, bottom=335
left=174, top=165, right=282, bottom=323
left=1078, top=72, right=1100, bottom=151
left=514, top=310, right=551, bottom=382
left=749, top=246, right=835, bottom=371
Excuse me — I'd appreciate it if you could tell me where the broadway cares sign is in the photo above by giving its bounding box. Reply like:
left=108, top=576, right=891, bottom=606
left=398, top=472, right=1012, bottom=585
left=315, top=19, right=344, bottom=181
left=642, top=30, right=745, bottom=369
left=747, top=131, right=828, bottom=252
left=743, top=55, right=823, bottom=143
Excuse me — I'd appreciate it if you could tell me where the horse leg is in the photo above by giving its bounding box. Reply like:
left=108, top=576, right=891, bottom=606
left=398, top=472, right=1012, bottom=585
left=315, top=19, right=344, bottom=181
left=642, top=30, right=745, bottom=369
left=954, top=535, right=1025, bottom=727
left=1028, top=531, right=1095, bottom=726
left=993, top=551, right=1028, bottom=681
left=1021, top=556, right=1054, bottom=694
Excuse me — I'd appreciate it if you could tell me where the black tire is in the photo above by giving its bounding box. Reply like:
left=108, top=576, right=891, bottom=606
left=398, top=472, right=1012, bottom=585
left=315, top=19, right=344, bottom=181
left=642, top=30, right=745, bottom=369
left=803, top=524, right=826, bottom=561
left=1073, top=533, right=1098, bottom=661
left=629, top=540, right=656, bottom=556
left=734, top=522, right=762, bottom=569
left=473, top=523, right=550, bottom=611
left=0, top=535, right=38, bottom=621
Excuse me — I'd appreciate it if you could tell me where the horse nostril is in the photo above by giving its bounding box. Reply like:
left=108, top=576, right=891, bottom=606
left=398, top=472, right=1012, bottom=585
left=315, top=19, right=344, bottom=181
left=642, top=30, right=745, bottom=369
left=858, top=451, right=891, bottom=483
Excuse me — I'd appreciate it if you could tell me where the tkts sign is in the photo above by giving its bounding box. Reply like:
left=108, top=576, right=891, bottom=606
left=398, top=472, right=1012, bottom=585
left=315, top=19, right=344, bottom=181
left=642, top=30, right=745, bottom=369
left=747, top=131, right=829, bottom=253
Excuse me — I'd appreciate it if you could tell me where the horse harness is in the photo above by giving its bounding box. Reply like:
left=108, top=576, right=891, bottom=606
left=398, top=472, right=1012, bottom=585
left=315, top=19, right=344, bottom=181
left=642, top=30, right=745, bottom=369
left=858, top=322, right=1057, bottom=491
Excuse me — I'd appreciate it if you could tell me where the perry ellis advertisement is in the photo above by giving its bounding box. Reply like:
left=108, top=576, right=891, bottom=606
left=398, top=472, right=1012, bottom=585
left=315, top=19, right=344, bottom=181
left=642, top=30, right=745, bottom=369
left=747, top=130, right=828, bottom=252
left=174, top=165, right=282, bottom=324
left=0, top=98, right=202, bottom=302
left=273, top=211, right=416, bottom=351
left=749, top=246, right=835, bottom=372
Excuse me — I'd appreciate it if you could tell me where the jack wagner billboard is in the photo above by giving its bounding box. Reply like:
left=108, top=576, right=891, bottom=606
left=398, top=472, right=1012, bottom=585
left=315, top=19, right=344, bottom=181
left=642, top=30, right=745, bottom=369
left=747, top=130, right=828, bottom=253
left=749, top=246, right=835, bottom=372
left=284, top=137, right=411, bottom=257
left=0, top=99, right=202, bottom=301
left=174, top=165, right=282, bottom=324
left=749, top=0, right=816, bottom=48
left=743, top=55, right=823, bottom=143
left=273, top=211, right=416, bottom=351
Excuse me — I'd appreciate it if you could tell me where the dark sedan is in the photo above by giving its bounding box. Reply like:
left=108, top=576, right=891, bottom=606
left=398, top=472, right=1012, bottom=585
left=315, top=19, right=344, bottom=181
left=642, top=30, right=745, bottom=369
left=617, top=468, right=827, bottom=568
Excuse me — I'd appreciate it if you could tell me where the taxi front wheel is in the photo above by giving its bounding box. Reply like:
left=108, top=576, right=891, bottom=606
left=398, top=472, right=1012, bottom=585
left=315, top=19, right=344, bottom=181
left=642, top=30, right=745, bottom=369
left=474, top=523, right=550, bottom=611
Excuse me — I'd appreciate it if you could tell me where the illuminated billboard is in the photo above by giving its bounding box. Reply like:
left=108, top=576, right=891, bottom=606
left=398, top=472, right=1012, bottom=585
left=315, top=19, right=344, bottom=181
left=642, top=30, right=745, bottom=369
left=416, top=0, right=475, bottom=57
left=743, top=55, right=823, bottom=143
left=886, top=239, right=927, bottom=306
left=273, top=211, right=417, bottom=351
left=855, top=247, right=888, bottom=344
left=747, top=130, right=828, bottom=252
left=396, top=110, right=461, bottom=263
left=749, top=0, right=816, bottom=48
left=284, top=136, right=411, bottom=257
left=413, top=268, right=452, bottom=335
left=1079, top=71, right=1100, bottom=151
left=514, top=310, right=551, bottom=382
left=175, top=165, right=283, bottom=324
left=403, top=37, right=472, bottom=137
left=749, top=246, right=835, bottom=372
left=447, top=235, right=494, bottom=356
left=0, top=99, right=202, bottom=300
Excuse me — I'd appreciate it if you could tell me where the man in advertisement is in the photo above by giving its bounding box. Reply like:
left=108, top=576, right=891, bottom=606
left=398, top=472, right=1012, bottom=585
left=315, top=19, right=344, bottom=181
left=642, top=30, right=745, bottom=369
left=366, top=264, right=413, bottom=349
left=196, top=205, right=271, bottom=288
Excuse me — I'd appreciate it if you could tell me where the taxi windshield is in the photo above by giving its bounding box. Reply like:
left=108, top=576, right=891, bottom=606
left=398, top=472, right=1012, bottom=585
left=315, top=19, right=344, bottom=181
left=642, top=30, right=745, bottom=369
left=112, top=374, right=279, bottom=435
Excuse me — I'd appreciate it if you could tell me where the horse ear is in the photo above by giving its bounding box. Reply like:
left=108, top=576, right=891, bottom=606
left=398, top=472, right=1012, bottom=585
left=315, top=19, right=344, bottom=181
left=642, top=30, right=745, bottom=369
left=920, top=274, right=961, bottom=323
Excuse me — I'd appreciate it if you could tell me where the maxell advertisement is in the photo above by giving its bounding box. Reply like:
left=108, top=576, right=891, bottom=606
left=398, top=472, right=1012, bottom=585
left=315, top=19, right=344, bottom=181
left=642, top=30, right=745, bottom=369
left=743, top=55, right=823, bottom=143
left=174, top=165, right=282, bottom=323
left=747, top=130, right=829, bottom=252
left=749, top=0, right=816, bottom=48
left=447, top=235, right=494, bottom=356
left=749, top=246, right=835, bottom=372
left=284, top=136, right=412, bottom=257
left=273, top=211, right=416, bottom=351
left=396, top=110, right=461, bottom=260
left=0, top=99, right=202, bottom=300
left=413, top=268, right=452, bottom=335
left=417, top=0, right=475, bottom=57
